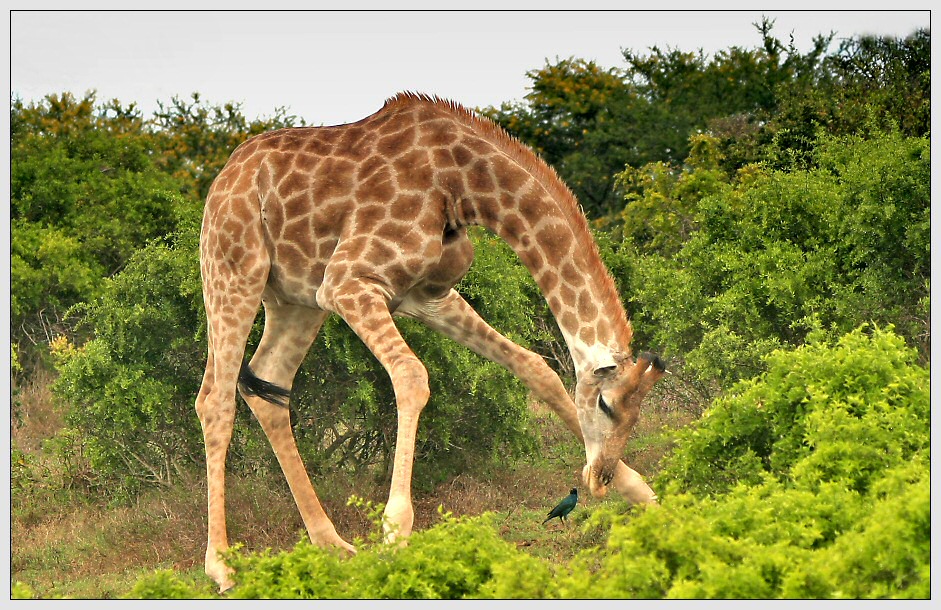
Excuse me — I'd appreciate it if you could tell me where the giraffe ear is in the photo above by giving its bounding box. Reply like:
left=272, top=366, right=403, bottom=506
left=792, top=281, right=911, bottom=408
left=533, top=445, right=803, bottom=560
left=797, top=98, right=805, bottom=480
left=592, top=356, right=618, bottom=378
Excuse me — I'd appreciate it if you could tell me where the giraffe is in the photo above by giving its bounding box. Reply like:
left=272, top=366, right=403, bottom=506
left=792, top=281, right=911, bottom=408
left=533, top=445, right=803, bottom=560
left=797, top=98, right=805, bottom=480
left=196, top=92, right=666, bottom=590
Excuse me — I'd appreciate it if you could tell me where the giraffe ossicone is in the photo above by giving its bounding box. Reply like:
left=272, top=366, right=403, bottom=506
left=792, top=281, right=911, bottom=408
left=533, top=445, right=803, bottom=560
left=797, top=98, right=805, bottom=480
left=195, top=92, right=665, bottom=590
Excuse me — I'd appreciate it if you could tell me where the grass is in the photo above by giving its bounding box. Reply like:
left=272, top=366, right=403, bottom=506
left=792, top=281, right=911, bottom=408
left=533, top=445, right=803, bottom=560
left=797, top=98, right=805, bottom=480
left=10, top=369, right=699, bottom=599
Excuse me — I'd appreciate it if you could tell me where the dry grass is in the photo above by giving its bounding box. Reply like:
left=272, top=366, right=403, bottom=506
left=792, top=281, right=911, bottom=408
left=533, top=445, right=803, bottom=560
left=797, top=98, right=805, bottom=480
left=12, top=367, right=64, bottom=453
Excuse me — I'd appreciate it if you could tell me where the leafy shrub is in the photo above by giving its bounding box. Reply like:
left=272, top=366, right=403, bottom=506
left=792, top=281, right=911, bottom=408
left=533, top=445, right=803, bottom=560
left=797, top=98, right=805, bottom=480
left=125, top=570, right=214, bottom=599
left=222, top=509, right=521, bottom=599
left=51, top=226, right=206, bottom=495
left=554, top=325, right=930, bottom=599
left=656, top=325, right=929, bottom=497
left=10, top=93, right=194, bottom=355
left=613, top=131, right=929, bottom=389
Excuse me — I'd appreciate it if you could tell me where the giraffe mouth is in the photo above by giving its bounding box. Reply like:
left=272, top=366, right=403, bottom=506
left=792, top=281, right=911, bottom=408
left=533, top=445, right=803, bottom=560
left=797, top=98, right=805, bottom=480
left=582, top=462, right=613, bottom=498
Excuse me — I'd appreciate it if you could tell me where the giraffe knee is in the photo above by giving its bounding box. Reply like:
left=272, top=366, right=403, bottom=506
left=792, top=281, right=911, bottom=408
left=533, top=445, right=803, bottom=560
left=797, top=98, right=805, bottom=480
left=521, top=351, right=567, bottom=399
left=392, top=357, right=430, bottom=412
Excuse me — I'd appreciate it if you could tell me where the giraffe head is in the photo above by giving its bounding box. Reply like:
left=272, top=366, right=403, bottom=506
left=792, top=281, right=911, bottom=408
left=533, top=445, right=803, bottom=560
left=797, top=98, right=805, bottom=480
left=574, top=351, right=666, bottom=498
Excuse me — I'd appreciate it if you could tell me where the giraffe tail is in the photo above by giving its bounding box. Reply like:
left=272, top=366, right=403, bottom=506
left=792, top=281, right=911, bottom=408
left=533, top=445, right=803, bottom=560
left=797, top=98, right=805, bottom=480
left=238, top=361, right=291, bottom=407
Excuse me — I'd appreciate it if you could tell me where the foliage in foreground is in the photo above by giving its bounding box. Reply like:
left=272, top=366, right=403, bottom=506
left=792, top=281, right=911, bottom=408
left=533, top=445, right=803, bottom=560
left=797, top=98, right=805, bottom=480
left=125, top=326, right=929, bottom=599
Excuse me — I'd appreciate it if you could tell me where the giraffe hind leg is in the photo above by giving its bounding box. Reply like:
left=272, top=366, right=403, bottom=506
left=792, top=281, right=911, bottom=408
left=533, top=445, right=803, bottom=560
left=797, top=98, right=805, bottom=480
left=238, top=299, right=356, bottom=554
left=196, top=268, right=268, bottom=591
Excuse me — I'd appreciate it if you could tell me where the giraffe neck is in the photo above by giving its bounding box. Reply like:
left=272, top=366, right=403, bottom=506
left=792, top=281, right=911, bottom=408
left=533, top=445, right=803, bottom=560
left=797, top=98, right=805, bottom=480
left=461, top=176, right=633, bottom=376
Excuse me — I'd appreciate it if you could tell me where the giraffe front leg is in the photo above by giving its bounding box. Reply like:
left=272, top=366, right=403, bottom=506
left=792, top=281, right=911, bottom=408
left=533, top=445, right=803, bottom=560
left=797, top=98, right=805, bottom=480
left=322, top=280, right=430, bottom=543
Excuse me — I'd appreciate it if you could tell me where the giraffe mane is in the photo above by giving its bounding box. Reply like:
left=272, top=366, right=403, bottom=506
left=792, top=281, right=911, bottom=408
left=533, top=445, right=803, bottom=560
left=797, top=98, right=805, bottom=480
left=382, top=91, right=634, bottom=351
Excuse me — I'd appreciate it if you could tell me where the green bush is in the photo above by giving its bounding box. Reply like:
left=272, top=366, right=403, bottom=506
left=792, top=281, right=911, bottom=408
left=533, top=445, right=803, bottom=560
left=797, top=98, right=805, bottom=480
left=125, top=570, right=214, bottom=599
left=221, top=509, right=522, bottom=599
left=613, top=131, right=929, bottom=389
left=558, top=325, right=930, bottom=599
left=10, top=93, right=194, bottom=356
left=656, top=325, right=929, bottom=497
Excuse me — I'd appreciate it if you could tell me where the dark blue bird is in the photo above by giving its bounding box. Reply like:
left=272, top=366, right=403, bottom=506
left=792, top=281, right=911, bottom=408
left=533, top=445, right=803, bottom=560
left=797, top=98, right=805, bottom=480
left=543, top=488, right=578, bottom=525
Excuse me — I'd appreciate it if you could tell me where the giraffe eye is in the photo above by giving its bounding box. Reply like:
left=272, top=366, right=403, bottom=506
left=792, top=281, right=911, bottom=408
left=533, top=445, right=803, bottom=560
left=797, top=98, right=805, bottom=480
left=598, top=393, right=614, bottom=419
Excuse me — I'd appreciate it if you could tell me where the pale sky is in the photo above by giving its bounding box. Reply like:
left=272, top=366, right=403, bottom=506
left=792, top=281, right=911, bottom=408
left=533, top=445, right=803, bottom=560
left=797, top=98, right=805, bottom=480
left=9, top=8, right=931, bottom=126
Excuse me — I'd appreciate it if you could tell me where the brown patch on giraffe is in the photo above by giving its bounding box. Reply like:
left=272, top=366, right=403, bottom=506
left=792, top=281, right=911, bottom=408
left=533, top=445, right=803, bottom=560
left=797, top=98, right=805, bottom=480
left=317, top=238, right=338, bottom=259
left=357, top=156, right=388, bottom=181
left=500, top=212, right=526, bottom=241
left=561, top=311, right=578, bottom=331
left=577, top=289, right=599, bottom=321
left=278, top=171, right=310, bottom=197
left=336, top=126, right=372, bottom=159
left=416, top=104, right=445, bottom=122
left=212, top=169, right=233, bottom=193
left=418, top=120, right=459, bottom=147
left=541, top=271, right=560, bottom=294
left=233, top=137, right=260, bottom=157
left=356, top=292, right=377, bottom=310
left=277, top=242, right=307, bottom=268
left=242, top=229, right=262, bottom=255
left=432, top=147, right=457, bottom=168
left=518, top=188, right=548, bottom=227
left=312, top=159, right=355, bottom=201
left=384, top=262, right=415, bottom=288
left=282, top=219, right=315, bottom=255
left=294, top=152, right=321, bottom=173
left=366, top=239, right=397, bottom=262
left=304, top=137, right=334, bottom=157
left=519, top=246, right=545, bottom=273
left=231, top=200, right=255, bottom=224
left=317, top=127, right=343, bottom=144
left=393, top=149, right=433, bottom=191
left=393, top=194, right=430, bottom=223
left=463, top=136, right=494, bottom=155
left=536, top=222, right=573, bottom=264
left=376, top=111, right=413, bottom=135
left=377, top=126, right=417, bottom=158
left=417, top=208, right=444, bottom=236
left=361, top=315, right=387, bottom=334
left=467, top=159, right=495, bottom=193
left=559, top=283, right=577, bottom=308
left=560, top=261, right=585, bottom=288
left=221, top=217, right=245, bottom=242
left=381, top=223, right=424, bottom=253
left=333, top=294, right=356, bottom=311
left=436, top=170, right=466, bottom=198
left=579, top=326, right=596, bottom=345
left=494, top=157, right=530, bottom=193
left=313, top=199, right=348, bottom=229
left=282, top=193, right=312, bottom=220
left=498, top=192, right=516, bottom=210
left=268, top=151, right=295, bottom=178
left=233, top=167, right=256, bottom=194
left=228, top=245, right=246, bottom=263
left=452, top=144, right=473, bottom=166
left=356, top=172, right=396, bottom=204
